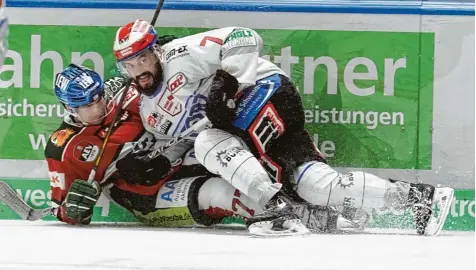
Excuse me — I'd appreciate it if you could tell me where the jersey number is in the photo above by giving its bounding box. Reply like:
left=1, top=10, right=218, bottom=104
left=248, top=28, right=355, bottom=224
left=200, top=36, right=223, bottom=46
left=232, top=190, right=255, bottom=216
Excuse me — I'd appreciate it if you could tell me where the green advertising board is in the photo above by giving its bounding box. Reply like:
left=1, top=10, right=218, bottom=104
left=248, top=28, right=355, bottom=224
left=2, top=25, right=469, bottom=231
left=0, top=179, right=473, bottom=231
left=0, top=25, right=434, bottom=169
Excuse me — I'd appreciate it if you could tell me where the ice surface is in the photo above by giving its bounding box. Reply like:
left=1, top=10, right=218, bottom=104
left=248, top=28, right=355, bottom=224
left=0, top=220, right=473, bottom=270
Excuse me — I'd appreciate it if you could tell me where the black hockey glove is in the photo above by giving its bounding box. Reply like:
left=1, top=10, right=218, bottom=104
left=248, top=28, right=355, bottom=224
left=64, top=179, right=101, bottom=224
left=206, top=69, right=239, bottom=128
left=116, top=151, right=172, bottom=186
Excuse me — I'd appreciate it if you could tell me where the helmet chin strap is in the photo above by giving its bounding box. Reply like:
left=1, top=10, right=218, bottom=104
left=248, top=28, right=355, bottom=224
left=67, top=101, right=115, bottom=127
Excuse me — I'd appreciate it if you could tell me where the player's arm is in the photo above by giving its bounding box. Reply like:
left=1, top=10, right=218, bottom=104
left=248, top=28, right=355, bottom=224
left=220, top=27, right=263, bottom=89
left=46, top=137, right=100, bottom=225
left=47, top=158, right=100, bottom=225
left=201, top=27, right=264, bottom=128
left=115, top=133, right=192, bottom=187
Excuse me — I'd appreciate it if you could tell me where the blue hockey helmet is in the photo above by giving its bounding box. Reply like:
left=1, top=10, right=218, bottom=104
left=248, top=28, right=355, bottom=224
left=54, top=64, right=104, bottom=109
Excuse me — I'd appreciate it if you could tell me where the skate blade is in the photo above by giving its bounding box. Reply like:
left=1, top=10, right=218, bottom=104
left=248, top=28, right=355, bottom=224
left=248, top=220, right=310, bottom=237
left=425, top=187, right=454, bottom=236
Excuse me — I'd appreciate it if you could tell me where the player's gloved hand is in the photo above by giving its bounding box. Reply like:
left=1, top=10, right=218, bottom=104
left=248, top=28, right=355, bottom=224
left=206, top=70, right=239, bottom=128
left=116, top=151, right=171, bottom=185
left=64, top=179, right=101, bottom=224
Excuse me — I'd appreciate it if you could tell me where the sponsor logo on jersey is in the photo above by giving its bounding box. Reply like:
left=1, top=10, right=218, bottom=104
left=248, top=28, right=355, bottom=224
left=73, top=141, right=99, bottom=162
left=222, top=30, right=257, bottom=53
left=51, top=128, right=75, bottom=147
left=249, top=103, right=285, bottom=155
left=233, top=74, right=281, bottom=130
left=147, top=111, right=172, bottom=134
left=159, top=121, right=172, bottom=134
left=104, top=77, right=127, bottom=99
left=147, top=111, right=160, bottom=128
left=157, top=177, right=195, bottom=205
left=122, top=87, right=139, bottom=109
left=167, top=72, right=188, bottom=94
left=165, top=45, right=189, bottom=63
left=158, top=90, right=183, bottom=116
left=338, top=173, right=355, bottom=189
left=343, top=197, right=356, bottom=208
left=49, top=171, right=66, bottom=190
left=180, top=94, right=207, bottom=135
left=216, top=147, right=245, bottom=167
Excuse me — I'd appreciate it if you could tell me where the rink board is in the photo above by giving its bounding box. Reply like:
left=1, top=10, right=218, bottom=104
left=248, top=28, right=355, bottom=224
left=0, top=0, right=474, bottom=230
left=0, top=178, right=473, bottom=231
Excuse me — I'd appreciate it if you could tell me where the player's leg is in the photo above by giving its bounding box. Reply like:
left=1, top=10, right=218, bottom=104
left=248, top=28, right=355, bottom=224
left=194, top=129, right=309, bottom=235
left=107, top=175, right=263, bottom=227
left=194, top=129, right=281, bottom=209
left=241, top=74, right=453, bottom=235
left=291, top=160, right=454, bottom=236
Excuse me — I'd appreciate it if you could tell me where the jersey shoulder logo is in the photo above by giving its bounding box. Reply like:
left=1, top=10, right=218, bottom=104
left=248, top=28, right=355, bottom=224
left=51, top=128, right=75, bottom=147
left=45, top=122, right=82, bottom=161
left=222, top=29, right=257, bottom=53
left=167, top=72, right=188, bottom=94
left=165, top=45, right=189, bottom=63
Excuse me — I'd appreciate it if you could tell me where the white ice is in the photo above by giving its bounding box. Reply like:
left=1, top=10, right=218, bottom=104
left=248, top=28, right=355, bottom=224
left=0, top=220, right=473, bottom=270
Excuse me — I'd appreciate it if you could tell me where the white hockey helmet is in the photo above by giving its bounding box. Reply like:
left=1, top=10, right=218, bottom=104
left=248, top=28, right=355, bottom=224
left=113, top=19, right=162, bottom=78
left=113, top=19, right=164, bottom=96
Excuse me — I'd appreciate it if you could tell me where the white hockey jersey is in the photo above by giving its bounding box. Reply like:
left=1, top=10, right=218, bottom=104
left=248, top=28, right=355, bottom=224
left=139, top=27, right=286, bottom=162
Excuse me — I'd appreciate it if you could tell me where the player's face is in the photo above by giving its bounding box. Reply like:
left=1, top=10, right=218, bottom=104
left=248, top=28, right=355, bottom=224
left=122, top=49, right=162, bottom=96
left=74, top=97, right=110, bottom=125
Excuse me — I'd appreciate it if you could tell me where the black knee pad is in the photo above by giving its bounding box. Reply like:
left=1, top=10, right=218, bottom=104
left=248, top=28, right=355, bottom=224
left=109, top=186, right=157, bottom=215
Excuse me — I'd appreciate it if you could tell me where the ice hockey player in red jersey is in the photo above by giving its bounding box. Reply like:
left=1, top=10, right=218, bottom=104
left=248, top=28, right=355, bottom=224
left=45, top=64, right=284, bottom=230
left=112, top=19, right=454, bottom=236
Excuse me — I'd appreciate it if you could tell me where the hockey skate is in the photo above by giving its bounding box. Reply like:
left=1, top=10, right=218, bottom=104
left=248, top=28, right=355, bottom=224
left=246, top=193, right=310, bottom=237
left=293, top=204, right=371, bottom=233
left=408, top=183, right=454, bottom=236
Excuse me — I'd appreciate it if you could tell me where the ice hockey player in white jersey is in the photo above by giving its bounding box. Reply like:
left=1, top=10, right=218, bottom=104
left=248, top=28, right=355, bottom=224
left=113, top=19, right=454, bottom=236
left=113, top=20, right=311, bottom=236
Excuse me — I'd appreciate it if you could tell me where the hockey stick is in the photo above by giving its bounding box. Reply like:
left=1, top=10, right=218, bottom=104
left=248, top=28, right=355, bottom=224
left=0, top=81, right=132, bottom=221
left=0, top=0, right=172, bottom=221
left=88, top=0, right=167, bottom=179
left=0, top=115, right=210, bottom=221
left=147, top=116, right=211, bottom=160
left=0, top=181, right=54, bottom=221
left=151, top=0, right=165, bottom=26
left=87, top=81, right=131, bottom=183
left=86, top=0, right=166, bottom=183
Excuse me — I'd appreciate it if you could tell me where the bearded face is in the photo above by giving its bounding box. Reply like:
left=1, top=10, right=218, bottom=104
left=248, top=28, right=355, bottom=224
left=121, top=49, right=163, bottom=96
